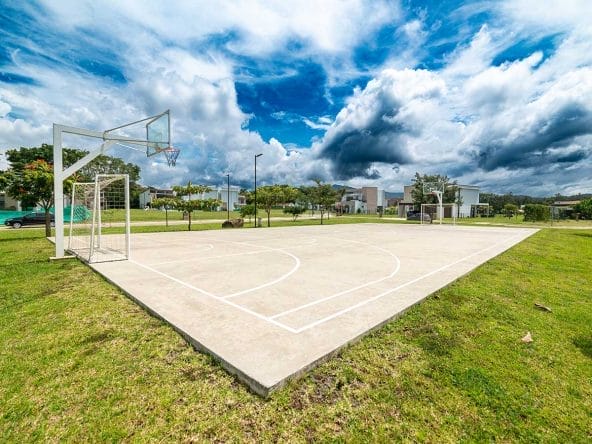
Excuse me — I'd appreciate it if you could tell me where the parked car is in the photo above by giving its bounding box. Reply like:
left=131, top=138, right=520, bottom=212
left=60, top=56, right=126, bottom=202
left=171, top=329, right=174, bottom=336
left=4, top=212, right=55, bottom=228
left=406, top=211, right=432, bottom=223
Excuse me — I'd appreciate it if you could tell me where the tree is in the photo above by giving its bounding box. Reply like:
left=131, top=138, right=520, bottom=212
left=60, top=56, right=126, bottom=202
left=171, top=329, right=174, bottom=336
left=0, top=172, right=8, bottom=191
left=335, top=187, right=347, bottom=216
left=174, top=199, right=201, bottom=231
left=454, top=187, right=464, bottom=218
left=411, top=173, right=457, bottom=209
left=5, top=144, right=84, bottom=171
left=6, top=145, right=144, bottom=207
left=150, top=197, right=180, bottom=229
left=573, top=198, right=592, bottom=220
left=78, top=155, right=140, bottom=182
left=283, top=206, right=306, bottom=221
left=297, top=186, right=315, bottom=216
left=523, top=204, right=550, bottom=222
left=201, top=197, right=222, bottom=212
left=504, top=203, right=518, bottom=218
left=311, top=180, right=338, bottom=225
left=278, top=184, right=299, bottom=207
left=256, top=185, right=283, bottom=227
left=172, top=182, right=212, bottom=231
left=4, top=160, right=66, bottom=236
left=239, top=204, right=256, bottom=223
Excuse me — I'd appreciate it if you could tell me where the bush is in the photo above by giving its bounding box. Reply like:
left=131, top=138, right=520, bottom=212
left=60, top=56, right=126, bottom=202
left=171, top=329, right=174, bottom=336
left=573, top=198, right=592, bottom=220
left=283, top=206, right=306, bottom=221
left=523, top=204, right=550, bottom=222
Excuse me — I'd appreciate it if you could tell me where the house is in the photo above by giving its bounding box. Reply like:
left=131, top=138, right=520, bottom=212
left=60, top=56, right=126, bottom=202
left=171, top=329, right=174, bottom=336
left=397, top=185, right=416, bottom=217
left=0, top=191, right=21, bottom=211
left=456, top=185, right=485, bottom=217
left=397, top=184, right=488, bottom=218
left=139, top=187, right=175, bottom=208
left=339, top=186, right=386, bottom=214
left=550, top=200, right=581, bottom=219
left=217, top=186, right=241, bottom=211
left=184, top=185, right=241, bottom=211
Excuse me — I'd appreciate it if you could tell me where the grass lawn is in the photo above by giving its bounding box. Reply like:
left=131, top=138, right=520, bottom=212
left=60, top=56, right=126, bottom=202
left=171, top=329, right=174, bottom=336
left=127, top=208, right=288, bottom=222
left=1, top=226, right=591, bottom=441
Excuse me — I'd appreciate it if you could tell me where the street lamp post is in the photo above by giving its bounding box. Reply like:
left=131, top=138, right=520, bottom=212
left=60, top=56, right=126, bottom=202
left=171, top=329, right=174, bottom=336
left=226, top=173, right=230, bottom=221
left=254, top=153, right=263, bottom=227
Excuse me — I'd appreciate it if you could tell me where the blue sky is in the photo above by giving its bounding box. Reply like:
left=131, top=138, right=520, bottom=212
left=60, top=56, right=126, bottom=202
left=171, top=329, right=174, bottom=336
left=0, top=0, right=591, bottom=196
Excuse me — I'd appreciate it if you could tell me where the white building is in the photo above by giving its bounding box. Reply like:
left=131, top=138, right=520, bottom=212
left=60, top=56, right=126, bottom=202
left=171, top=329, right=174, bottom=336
left=340, top=187, right=386, bottom=214
left=139, top=187, right=175, bottom=208
left=397, top=184, right=486, bottom=218
left=456, top=185, right=481, bottom=217
left=184, top=185, right=241, bottom=211
left=397, top=185, right=416, bottom=217
left=0, top=191, right=21, bottom=211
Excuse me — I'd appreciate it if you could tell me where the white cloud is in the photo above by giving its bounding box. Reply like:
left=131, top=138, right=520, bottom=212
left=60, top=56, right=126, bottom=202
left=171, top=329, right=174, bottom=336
left=2, top=0, right=591, bottom=197
left=500, top=0, right=592, bottom=32
left=0, top=100, right=11, bottom=117
left=38, top=0, right=401, bottom=56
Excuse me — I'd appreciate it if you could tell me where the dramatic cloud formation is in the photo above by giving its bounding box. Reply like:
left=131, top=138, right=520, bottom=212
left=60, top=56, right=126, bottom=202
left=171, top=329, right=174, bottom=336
left=1, top=0, right=591, bottom=195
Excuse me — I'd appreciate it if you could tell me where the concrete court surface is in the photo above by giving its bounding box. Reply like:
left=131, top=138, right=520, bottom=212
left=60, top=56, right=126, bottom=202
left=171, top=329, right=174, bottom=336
left=90, top=223, right=538, bottom=396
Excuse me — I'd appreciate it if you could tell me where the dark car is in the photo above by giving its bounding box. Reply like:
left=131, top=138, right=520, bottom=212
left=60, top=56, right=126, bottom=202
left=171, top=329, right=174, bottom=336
left=4, top=212, right=55, bottom=229
left=406, top=211, right=432, bottom=223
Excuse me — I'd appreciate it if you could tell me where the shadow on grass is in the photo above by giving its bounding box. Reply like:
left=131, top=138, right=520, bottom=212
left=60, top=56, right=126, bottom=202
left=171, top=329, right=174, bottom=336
left=573, top=336, right=592, bottom=358
left=568, top=232, right=592, bottom=239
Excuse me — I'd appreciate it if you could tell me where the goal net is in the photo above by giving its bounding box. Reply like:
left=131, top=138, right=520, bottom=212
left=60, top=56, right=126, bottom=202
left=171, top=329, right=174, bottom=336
left=420, top=203, right=457, bottom=225
left=68, top=174, right=130, bottom=263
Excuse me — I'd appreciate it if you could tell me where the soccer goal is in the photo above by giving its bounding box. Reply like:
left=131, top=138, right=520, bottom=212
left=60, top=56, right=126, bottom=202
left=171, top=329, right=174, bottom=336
left=420, top=203, right=457, bottom=225
left=68, top=174, right=130, bottom=263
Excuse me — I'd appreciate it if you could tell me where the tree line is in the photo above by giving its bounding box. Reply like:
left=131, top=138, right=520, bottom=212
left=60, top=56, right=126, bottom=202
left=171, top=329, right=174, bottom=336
left=0, top=144, right=142, bottom=236
left=237, top=180, right=340, bottom=227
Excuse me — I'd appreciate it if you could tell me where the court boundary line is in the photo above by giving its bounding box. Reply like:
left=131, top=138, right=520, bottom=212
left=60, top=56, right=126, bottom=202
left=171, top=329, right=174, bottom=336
left=129, top=259, right=299, bottom=333
left=270, top=236, right=401, bottom=320
left=128, top=228, right=532, bottom=336
left=290, top=232, right=527, bottom=333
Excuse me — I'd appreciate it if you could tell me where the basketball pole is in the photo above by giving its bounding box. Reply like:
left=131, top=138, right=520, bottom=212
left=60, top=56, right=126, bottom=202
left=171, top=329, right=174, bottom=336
left=52, top=111, right=170, bottom=259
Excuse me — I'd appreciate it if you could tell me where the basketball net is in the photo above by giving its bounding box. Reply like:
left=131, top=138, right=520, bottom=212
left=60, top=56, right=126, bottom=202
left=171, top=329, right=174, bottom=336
left=161, top=147, right=180, bottom=167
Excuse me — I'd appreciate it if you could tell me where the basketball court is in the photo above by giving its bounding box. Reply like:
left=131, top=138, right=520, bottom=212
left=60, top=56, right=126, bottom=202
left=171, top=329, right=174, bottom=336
left=88, top=223, right=538, bottom=396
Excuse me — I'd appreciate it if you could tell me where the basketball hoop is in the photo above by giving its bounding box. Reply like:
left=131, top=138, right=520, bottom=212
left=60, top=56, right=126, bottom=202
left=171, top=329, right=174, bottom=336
left=161, top=147, right=180, bottom=167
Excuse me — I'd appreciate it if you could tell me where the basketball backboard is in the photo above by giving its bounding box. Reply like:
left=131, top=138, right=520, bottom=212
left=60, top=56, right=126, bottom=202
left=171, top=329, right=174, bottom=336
left=146, top=110, right=171, bottom=156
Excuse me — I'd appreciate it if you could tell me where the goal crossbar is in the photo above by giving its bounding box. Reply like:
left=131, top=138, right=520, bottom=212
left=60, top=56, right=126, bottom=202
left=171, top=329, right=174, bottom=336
left=421, top=203, right=457, bottom=225
left=67, top=174, right=130, bottom=263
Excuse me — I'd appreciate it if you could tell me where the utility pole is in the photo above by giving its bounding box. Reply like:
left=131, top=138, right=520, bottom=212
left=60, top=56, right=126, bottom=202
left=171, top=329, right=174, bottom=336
left=226, top=173, right=230, bottom=220
left=254, top=153, right=263, bottom=227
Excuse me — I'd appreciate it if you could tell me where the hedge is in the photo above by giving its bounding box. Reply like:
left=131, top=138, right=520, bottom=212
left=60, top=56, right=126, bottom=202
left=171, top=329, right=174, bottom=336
left=523, top=204, right=550, bottom=222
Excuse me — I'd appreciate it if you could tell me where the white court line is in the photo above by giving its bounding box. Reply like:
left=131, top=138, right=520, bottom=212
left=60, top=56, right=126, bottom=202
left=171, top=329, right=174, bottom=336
left=149, top=248, right=272, bottom=266
left=128, top=259, right=298, bottom=333
left=291, top=232, right=530, bottom=333
left=219, top=239, right=305, bottom=299
left=147, top=239, right=317, bottom=267
left=270, top=237, right=401, bottom=320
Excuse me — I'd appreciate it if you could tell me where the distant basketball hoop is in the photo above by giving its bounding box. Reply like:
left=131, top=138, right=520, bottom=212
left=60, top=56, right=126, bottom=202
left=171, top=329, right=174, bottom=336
left=422, top=182, right=445, bottom=225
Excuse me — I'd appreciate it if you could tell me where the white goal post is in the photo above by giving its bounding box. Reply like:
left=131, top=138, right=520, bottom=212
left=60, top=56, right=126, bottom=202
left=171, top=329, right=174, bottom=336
left=68, top=174, right=130, bottom=263
left=420, top=203, right=457, bottom=225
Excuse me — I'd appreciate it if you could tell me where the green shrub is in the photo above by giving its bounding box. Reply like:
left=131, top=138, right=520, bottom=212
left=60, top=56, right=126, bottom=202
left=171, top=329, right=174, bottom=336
left=283, top=206, right=306, bottom=221
left=523, top=204, right=550, bottom=222
left=573, top=198, right=592, bottom=220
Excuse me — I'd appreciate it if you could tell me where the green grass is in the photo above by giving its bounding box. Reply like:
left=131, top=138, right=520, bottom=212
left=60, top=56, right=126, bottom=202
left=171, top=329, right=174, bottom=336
left=456, top=214, right=592, bottom=228
left=127, top=208, right=288, bottom=222
left=1, top=227, right=591, bottom=441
